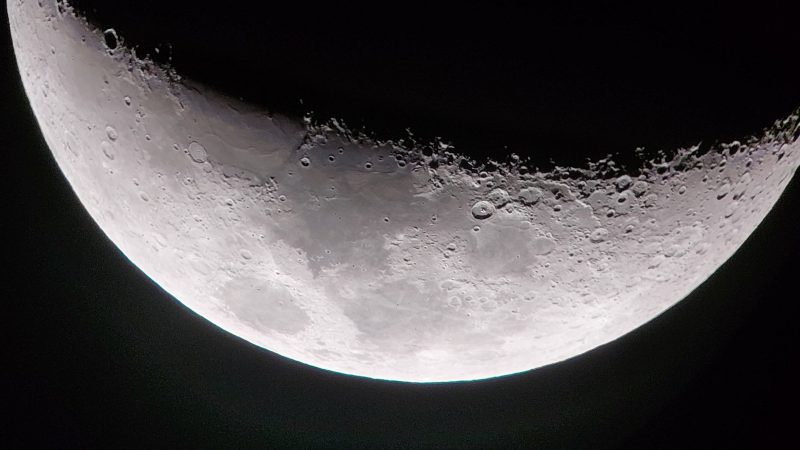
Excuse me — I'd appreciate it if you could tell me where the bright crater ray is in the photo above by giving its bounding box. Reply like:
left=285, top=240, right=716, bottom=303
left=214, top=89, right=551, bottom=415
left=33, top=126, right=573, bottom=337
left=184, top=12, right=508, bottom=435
left=9, top=1, right=799, bottom=382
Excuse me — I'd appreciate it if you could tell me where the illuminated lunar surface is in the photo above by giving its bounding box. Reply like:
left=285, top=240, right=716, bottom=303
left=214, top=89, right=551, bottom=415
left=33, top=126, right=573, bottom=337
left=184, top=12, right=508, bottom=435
left=9, top=1, right=799, bottom=382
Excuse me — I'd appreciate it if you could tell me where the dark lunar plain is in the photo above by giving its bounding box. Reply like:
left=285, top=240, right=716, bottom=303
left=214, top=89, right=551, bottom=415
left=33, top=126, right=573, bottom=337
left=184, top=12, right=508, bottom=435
left=3, top=2, right=799, bottom=448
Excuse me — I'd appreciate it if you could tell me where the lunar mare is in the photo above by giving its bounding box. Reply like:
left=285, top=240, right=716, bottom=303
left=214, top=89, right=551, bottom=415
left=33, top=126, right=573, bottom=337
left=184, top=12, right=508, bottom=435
left=9, top=1, right=799, bottom=382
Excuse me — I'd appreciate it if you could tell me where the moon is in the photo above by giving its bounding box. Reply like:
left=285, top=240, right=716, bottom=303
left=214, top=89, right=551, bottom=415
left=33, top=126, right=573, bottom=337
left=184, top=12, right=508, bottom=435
left=9, top=1, right=799, bottom=382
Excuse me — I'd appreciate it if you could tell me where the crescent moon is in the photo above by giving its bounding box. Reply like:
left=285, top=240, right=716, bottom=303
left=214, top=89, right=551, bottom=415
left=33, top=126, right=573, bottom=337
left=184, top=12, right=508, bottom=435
left=9, top=1, right=799, bottom=382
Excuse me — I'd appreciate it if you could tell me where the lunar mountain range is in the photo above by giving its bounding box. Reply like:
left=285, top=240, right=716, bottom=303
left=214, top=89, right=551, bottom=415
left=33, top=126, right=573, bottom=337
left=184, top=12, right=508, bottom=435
left=9, top=1, right=799, bottom=382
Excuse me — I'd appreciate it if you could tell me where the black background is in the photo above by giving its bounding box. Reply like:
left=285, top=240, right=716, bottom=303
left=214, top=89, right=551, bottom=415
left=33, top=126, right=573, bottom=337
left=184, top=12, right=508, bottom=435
left=3, top=2, right=799, bottom=448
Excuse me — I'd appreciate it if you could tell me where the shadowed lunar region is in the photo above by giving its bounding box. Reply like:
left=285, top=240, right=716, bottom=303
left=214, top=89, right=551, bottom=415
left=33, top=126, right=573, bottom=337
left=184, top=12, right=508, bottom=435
left=9, top=1, right=799, bottom=382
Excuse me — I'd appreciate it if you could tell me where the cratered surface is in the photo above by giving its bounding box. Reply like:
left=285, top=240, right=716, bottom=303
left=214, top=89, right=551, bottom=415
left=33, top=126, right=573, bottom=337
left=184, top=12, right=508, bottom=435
left=8, top=1, right=799, bottom=381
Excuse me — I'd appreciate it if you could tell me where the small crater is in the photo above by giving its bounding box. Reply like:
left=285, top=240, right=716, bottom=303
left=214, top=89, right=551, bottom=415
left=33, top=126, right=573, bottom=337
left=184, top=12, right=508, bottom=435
left=105, top=126, right=118, bottom=141
left=471, top=200, right=495, bottom=219
left=615, top=175, right=632, bottom=191
left=589, top=227, right=609, bottom=243
left=487, top=188, right=510, bottom=207
left=631, top=180, right=648, bottom=197
left=187, top=141, right=208, bottom=163
left=518, top=187, right=543, bottom=205
left=100, top=141, right=114, bottom=160
left=716, top=178, right=732, bottom=199
left=103, top=29, right=118, bottom=50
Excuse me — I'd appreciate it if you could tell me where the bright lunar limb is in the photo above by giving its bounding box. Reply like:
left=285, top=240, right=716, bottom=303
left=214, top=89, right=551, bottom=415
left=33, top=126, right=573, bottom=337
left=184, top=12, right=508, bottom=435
left=9, top=1, right=799, bottom=382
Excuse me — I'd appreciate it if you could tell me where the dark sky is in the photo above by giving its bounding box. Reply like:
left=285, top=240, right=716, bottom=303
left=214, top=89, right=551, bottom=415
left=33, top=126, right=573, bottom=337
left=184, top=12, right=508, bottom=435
left=3, top=2, right=799, bottom=448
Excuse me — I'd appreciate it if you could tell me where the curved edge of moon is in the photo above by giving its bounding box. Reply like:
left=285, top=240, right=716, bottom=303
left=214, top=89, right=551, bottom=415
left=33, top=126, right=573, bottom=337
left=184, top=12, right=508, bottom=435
left=9, top=0, right=799, bottom=382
